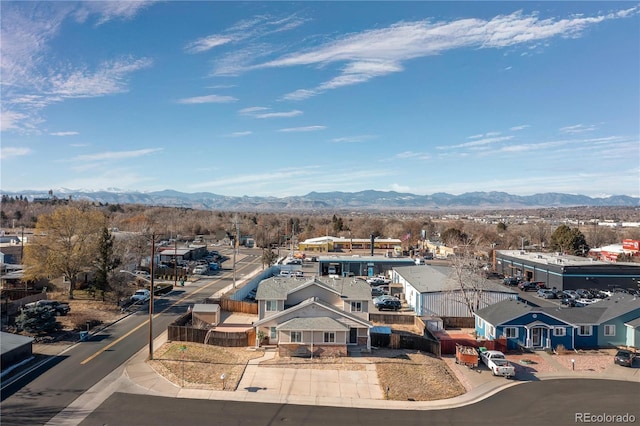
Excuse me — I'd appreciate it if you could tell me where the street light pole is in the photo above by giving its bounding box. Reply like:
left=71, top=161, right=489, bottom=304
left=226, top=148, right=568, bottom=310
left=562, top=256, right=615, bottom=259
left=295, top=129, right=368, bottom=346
left=149, top=235, right=155, bottom=360
left=20, top=226, right=24, bottom=264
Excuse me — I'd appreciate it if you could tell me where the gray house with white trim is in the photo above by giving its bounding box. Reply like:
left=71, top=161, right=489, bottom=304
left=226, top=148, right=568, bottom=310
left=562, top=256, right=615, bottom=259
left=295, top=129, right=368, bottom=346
left=253, top=276, right=373, bottom=357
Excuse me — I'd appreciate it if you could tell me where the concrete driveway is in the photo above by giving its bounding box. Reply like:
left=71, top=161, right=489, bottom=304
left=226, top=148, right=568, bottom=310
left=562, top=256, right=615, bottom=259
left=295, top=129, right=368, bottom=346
left=236, top=352, right=384, bottom=399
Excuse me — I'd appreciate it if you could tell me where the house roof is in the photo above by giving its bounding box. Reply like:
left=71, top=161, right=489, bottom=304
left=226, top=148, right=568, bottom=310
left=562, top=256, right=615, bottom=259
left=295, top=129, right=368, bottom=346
left=625, top=317, right=640, bottom=328
left=1, top=331, right=33, bottom=356
left=474, top=298, right=534, bottom=325
left=476, top=294, right=640, bottom=327
left=276, top=316, right=349, bottom=331
left=394, top=265, right=518, bottom=295
left=253, top=297, right=372, bottom=328
left=255, top=276, right=371, bottom=301
left=192, top=304, right=219, bottom=313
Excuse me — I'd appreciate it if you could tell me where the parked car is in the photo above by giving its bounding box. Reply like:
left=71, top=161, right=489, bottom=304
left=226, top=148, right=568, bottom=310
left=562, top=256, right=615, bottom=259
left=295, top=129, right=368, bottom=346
left=375, top=298, right=401, bottom=311
left=480, top=350, right=516, bottom=378
left=537, top=289, right=557, bottom=299
left=24, top=300, right=71, bottom=316
left=614, top=350, right=636, bottom=367
left=371, top=287, right=388, bottom=297
left=130, top=289, right=151, bottom=303
left=562, top=290, right=579, bottom=299
left=133, top=270, right=151, bottom=279
left=576, top=289, right=593, bottom=299
left=503, top=277, right=521, bottom=286
left=519, top=281, right=541, bottom=291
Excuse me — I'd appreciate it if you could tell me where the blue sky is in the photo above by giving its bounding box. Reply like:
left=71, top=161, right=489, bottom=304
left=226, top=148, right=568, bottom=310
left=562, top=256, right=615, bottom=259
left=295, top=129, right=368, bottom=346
left=1, top=1, right=639, bottom=198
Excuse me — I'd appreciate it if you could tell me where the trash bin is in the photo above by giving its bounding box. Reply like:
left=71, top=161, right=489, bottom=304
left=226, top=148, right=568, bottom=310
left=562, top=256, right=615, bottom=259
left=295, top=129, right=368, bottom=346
left=478, top=346, right=487, bottom=353
left=79, top=331, right=89, bottom=341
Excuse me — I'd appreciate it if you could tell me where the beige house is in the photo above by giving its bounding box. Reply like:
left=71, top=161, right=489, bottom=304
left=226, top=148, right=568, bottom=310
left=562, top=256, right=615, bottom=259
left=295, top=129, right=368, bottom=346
left=252, top=276, right=373, bottom=357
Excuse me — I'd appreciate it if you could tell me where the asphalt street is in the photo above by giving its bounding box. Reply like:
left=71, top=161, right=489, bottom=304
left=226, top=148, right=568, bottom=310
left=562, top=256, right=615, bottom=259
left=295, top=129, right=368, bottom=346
left=0, top=249, right=262, bottom=426
left=78, top=379, right=640, bottom=426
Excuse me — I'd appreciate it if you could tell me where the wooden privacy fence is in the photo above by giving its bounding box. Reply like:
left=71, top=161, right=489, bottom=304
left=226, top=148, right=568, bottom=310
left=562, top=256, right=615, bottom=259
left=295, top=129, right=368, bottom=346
left=389, top=333, right=441, bottom=357
left=167, top=312, right=254, bottom=347
left=210, top=298, right=258, bottom=315
left=439, top=337, right=507, bottom=355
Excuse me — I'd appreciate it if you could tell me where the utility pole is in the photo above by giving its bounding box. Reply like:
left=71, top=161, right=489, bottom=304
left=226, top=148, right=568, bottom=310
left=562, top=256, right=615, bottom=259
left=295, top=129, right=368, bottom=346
left=232, top=215, right=240, bottom=288
left=149, top=234, right=155, bottom=360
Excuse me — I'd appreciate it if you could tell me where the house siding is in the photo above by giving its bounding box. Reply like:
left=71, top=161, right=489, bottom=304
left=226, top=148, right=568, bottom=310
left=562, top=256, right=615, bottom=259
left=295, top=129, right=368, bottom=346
left=418, top=291, right=515, bottom=317
left=596, top=309, right=640, bottom=348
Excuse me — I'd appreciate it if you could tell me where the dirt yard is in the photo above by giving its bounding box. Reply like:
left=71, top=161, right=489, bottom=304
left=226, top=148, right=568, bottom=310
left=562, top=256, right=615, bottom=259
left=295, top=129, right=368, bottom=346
left=153, top=343, right=466, bottom=401
left=149, top=343, right=265, bottom=390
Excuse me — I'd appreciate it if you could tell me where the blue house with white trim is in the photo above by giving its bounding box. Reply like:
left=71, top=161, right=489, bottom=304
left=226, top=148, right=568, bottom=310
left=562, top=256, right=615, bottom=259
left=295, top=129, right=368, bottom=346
left=475, top=294, right=640, bottom=351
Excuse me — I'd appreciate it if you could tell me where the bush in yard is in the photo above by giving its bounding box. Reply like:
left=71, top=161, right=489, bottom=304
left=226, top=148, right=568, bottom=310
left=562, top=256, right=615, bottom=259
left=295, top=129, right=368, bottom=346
left=16, top=306, right=62, bottom=334
left=70, top=313, right=103, bottom=331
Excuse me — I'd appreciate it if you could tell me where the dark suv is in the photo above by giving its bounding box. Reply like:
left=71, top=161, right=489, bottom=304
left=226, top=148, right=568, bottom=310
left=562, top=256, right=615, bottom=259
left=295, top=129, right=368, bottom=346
left=614, top=350, right=635, bottom=367
left=25, top=300, right=71, bottom=316
left=375, top=298, right=401, bottom=311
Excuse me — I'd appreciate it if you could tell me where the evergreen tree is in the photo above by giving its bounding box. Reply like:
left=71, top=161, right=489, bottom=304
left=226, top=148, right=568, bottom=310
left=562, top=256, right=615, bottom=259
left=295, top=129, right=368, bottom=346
left=94, top=227, right=120, bottom=298
left=16, top=306, right=61, bottom=334
left=550, top=224, right=590, bottom=255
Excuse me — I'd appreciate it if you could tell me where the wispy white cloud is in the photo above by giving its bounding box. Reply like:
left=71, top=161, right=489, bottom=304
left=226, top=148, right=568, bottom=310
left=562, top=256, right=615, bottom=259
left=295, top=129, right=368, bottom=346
left=50, top=131, right=79, bottom=136
left=71, top=148, right=162, bottom=162
left=394, top=151, right=431, bottom=160
left=331, top=135, right=377, bottom=143
left=278, top=125, right=326, bottom=132
left=234, top=7, right=638, bottom=100
left=1, top=3, right=154, bottom=133
left=467, top=134, right=484, bottom=140
left=0, top=146, right=32, bottom=160
left=442, top=136, right=513, bottom=150
left=228, top=131, right=253, bottom=137
left=510, top=124, right=530, bottom=131
left=177, top=94, right=238, bottom=104
left=185, top=35, right=233, bottom=54
left=1, top=111, right=28, bottom=131
left=69, top=143, right=89, bottom=147
left=74, top=1, right=158, bottom=25
left=183, top=13, right=309, bottom=75
left=559, top=124, right=596, bottom=134
left=239, top=107, right=302, bottom=118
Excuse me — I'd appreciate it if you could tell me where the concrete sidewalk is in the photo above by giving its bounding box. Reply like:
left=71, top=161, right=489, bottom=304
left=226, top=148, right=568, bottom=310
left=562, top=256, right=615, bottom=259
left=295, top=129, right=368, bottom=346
left=115, top=333, right=640, bottom=411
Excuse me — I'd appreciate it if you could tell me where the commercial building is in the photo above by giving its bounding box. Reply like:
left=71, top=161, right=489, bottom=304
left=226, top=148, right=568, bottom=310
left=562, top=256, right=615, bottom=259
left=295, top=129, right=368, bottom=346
left=493, top=250, right=640, bottom=292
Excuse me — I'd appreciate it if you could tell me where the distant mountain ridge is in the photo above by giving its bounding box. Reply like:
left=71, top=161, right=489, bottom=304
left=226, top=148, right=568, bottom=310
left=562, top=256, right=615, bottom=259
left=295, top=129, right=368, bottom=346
left=2, top=189, right=638, bottom=211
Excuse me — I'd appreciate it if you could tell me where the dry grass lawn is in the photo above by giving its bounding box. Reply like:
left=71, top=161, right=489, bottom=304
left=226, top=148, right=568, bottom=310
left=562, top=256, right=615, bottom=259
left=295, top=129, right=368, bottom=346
left=368, top=349, right=466, bottom=401
left=152, top=344, right=466, bottom=401
left=148, top=342, right=265, bottom=390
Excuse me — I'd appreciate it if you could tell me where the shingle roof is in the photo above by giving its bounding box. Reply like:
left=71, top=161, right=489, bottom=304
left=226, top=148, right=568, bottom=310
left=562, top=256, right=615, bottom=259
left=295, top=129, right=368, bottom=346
left=476, top=294, right=640, bottom=326
left=252, top=297, right=372, bottom=328
left=276, top=316, right=349, bottom=331
left=255, top=276, right=371, bottom=301
left=475, top=299, right=533, bottom=325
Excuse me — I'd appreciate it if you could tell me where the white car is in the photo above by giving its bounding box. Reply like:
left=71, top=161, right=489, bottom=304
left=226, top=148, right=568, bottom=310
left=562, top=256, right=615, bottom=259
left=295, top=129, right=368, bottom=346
left=130, top=289, right=151, bottom=303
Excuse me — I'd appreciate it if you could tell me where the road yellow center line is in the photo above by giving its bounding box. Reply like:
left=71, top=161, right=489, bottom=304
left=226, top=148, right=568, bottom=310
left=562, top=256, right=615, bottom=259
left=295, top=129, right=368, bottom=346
left=80, top=266, right=241, bottom=365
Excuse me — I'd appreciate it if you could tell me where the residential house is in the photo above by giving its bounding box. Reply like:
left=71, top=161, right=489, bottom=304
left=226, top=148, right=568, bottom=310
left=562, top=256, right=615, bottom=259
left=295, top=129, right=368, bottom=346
left=252, top=276, right=373, bottom=357
left=474, top=294, right=640, bottom=351
left=393, top=265, right=518, bottom=318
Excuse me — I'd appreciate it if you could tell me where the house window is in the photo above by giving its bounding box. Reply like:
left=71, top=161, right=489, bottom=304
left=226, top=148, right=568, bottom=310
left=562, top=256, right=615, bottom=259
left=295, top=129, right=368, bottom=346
left=578, top=325, right=592, bottom=336
left=487, top=325, right=495, bottom=338
left=504, top=327, right=518, bottom=338
left=604, top=324, right=615, bottom=336
left=553, top=327, right=566, bottom=337
left=291, top=331, right=302, bottom=343
left=351, top=301, right=362, bottom=312
left=476, top=317, right=484, bottom=328
left=270, top=327, right=277, bottom=339
left=266, top=300, right=277, bottom=312
left=324, top=332, right=335, bottom=343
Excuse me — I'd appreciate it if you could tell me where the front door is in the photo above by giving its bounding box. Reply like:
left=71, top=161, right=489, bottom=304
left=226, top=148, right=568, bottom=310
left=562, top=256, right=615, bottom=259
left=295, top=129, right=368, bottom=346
left=532, top=328, right=542, bottom=347
left=349, top=328, right=358, bottom=344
